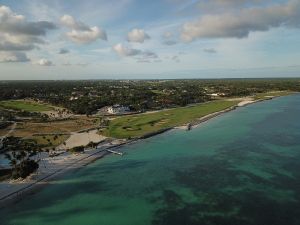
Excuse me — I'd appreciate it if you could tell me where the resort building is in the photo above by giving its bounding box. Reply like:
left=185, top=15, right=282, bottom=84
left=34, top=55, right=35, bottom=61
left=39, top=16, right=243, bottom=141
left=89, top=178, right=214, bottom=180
left=98, top=105, right=130, bottom=115
left=107, top=105, right=130, bottom=114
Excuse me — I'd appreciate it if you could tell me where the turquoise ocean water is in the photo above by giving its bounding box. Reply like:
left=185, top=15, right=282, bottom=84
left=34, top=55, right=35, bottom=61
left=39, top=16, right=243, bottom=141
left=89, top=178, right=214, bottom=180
left=1, top=94, right=300, bottom=225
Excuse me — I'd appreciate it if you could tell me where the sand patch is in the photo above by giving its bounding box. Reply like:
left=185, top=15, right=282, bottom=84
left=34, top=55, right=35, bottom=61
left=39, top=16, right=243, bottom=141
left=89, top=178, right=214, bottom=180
left=57, top=129, right=106, bottom=150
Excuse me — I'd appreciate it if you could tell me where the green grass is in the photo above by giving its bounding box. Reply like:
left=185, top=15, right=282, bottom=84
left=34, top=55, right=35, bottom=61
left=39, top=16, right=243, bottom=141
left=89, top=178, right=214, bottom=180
left=254, top=91, right=294, bottom=100
left=103, top=100, right=239, bottom=138
left=0, top=100, right=53, bottom=112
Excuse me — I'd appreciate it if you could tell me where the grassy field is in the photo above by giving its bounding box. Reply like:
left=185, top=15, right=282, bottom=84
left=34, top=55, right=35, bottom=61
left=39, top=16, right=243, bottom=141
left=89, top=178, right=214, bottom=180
left=254, top=91, right=294, bottom=100
left=103, top=100, right=239, bottom=139
left=0, top=100, right=53, bottom=112
left=29, top=134, right=70, bottom=148
left=10, top=116, right=99, bottom=137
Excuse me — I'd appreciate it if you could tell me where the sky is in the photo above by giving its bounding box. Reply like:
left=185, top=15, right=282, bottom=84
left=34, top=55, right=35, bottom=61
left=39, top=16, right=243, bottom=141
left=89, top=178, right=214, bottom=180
left=0, top=0, right=300, bottom=80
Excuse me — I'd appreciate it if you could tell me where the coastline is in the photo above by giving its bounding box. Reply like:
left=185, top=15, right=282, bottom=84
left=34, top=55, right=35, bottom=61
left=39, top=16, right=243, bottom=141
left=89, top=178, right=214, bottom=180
left=0, top=139, right=131, bottom=207
left=0, top=95, right=285, bottom=207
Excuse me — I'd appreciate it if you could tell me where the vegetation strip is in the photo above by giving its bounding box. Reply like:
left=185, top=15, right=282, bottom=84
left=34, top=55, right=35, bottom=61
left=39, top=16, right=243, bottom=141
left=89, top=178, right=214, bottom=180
left=0, top=100, right=53, bottom=112
left=104, top=100, right=239, bottom=138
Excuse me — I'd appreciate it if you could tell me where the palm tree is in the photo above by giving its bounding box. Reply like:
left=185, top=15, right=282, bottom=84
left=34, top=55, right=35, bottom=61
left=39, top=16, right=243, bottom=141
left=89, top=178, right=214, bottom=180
left=10, top=159, right=17, bottom=170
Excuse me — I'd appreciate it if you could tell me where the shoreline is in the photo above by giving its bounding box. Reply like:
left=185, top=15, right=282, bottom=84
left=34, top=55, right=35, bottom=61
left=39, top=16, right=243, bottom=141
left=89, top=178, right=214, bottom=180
left=0, top=95, right=285, bottom=207
left=0, top=139, right=132, bottom=207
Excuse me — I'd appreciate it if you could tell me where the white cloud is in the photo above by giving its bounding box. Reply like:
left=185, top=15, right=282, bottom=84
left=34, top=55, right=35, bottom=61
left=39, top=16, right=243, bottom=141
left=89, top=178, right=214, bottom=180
left=181, top=0, right=300, bottom=42
left=0, top=6, right=56, bottom=37
left=163, top=31, right=173, bottom=39
left=112, top=43, right=160, bottom=63
left=127, top=29, right=150, bottom=43
left=0, top=5, right=56, bottom=60
left=61, top=15, right=107, bottom=44
left=162, top=31, right=177, bottom=45
left=112, top=43, right=141, bottom=57
left=0, top=51, right=30, bottom=62
left=37, top=58, right=53, bottom=66
left=61, top=15, right=89, bottom=31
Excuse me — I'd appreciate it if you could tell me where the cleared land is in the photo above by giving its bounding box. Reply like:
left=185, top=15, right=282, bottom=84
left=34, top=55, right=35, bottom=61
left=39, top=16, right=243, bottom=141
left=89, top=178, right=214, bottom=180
left=1, top=116, right=99, bottom=149
left=29, top=134, right=70, bottom=148
left=103, top=100, right=239, bottom=139
left=10, top=117, right=99, bottom=137
left=57, top=130, right=106, bottom=150
left=0, top=100, right=53, bottom=112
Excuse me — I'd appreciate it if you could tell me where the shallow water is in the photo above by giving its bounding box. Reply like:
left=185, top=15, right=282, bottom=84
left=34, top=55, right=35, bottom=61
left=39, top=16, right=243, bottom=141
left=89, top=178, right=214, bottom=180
left=1, top=95, right=300, bottom=225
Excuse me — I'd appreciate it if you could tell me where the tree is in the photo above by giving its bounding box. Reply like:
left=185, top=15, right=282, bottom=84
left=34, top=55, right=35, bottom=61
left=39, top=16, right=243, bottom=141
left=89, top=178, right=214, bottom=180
left=3, top=137, right=40, bottom=179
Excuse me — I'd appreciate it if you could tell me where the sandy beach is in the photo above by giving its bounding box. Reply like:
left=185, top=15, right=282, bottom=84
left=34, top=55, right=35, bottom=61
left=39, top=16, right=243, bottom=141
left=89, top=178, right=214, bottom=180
left=56, top=129, right=107, bottom=150
left=0, top=138, right=130, bottom=207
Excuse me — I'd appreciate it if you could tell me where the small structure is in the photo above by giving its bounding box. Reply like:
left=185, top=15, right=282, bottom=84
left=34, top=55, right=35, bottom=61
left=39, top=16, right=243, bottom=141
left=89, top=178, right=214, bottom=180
left=99, top=105, right=130, bottom=115
left=208, top=93, right=226, bottom=97
left=98, top=104, right=131, bottom=115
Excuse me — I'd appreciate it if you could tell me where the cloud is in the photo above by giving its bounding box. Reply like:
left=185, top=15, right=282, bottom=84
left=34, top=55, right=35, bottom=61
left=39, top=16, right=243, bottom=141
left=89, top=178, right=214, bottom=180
left=0, top=42, right=35, bottom=51
left=62, top=62, right=72, bottom=66
left=136, top=59, right=151, bottom=63
left=162, top=31, right=177, bottom=45
left=61, top=15, right=107, bottom=44
left=163, top=31, right=173, bottom=39
left=113, top=43, right=141, bottom=57
left=171, top=55, right=180, bottom=63
left=136, top=51, right=159, bottom=63
left=127, top=29, right=150, bottom=43
left=142, top=51, right=158, bottom=59
left=203, top=48, right=217, bottom=53
left=59, top=48, right=69, bottom=54
left=37, top=58, right=53, bottom=66
left=0, top=51, right=30, bottom=62
left=163, top=40, right=177, bottom=46
left=61, top=15, right=89, bottom=31
left=0, top=6, right=56, bottom=36
left=113, top=43, right=160, bottom=63
left=76, top=63, right=88, bottom=67
left=61, top=62, right=88, bottom=66
left=91, top=47, right=111, bottom=53
left=0, top=5, right=56, bottom=61
left=181, top=0, right=300, bottom=42
left=196, top=0, right=273, bottom=12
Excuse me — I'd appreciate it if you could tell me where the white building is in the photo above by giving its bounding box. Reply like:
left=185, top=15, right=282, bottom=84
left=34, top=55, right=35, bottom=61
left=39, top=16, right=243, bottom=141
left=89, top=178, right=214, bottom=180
left=106, top=105, right=130, bottom=114
left=208, top=93, right=226, bottom=97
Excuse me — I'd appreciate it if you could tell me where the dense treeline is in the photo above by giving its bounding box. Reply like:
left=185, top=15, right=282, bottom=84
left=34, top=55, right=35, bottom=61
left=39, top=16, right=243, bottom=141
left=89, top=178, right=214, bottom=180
left=0, top=79, right=299, bottom=114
